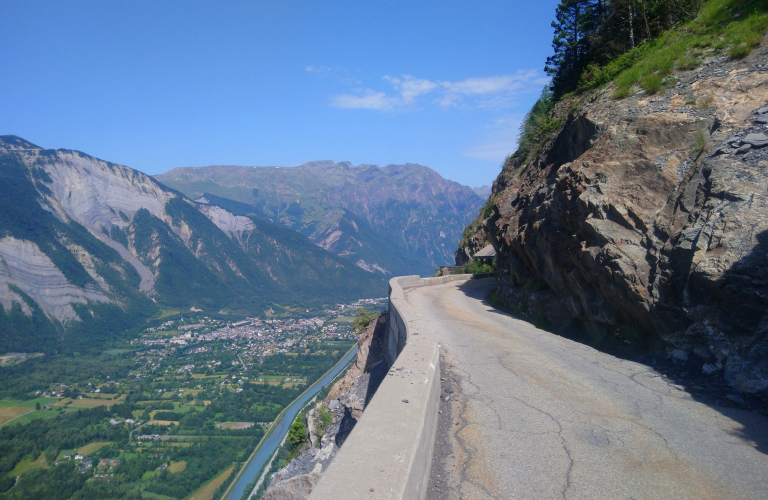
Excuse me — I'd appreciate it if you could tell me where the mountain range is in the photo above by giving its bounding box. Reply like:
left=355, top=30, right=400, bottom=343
left=0, top=136, right=384, bottom=352
left=155, top=161, right=485, bottom=277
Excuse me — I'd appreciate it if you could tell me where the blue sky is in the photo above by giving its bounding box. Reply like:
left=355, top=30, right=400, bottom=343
left=1, top=0, right=559, bottom=188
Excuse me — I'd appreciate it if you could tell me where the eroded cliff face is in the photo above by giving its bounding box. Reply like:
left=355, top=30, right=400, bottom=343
left=479, top=46, right=768, bottom=393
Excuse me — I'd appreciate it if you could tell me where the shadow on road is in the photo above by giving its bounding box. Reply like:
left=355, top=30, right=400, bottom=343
left=453, top=278, right=768, bottom=456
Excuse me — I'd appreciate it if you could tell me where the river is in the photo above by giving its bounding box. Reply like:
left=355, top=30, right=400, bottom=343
left=225, top=346, right=358, bottom=500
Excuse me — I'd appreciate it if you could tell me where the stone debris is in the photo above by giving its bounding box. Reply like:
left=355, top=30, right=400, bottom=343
left=742, top=133, right=768, bottom=147
left=726, top=394, right=745, bottom=405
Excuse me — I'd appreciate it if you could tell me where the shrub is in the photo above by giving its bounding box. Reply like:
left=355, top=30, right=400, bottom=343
left=353, top=309, right=378, bottom=335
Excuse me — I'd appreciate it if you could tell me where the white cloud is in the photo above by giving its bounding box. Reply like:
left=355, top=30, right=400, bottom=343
left=386, top=75, right=439, bottom=104
left=328, top=70, right=549, bottom=112
left=330, top=90, right=398, bottom=111
left=439, top=71, right=551, bottom=109
left=306, top=66, right=334, bottom=78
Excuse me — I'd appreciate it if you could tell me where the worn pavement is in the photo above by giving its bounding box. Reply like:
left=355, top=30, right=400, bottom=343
left=417, top=279, right=768, bottom=500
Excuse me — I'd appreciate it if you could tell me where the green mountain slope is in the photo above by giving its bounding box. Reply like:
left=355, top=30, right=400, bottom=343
left=155, top=161, right=485, bottom=276
left=200, top=192, right=432, bottom=277
left=0, top=136, right=384, bottom=352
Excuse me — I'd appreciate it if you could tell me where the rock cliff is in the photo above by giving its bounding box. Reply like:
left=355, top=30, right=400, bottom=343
left=465, top=44, right=768, bottom=395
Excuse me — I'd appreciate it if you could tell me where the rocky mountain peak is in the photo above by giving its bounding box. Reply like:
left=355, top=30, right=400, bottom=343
left=0, top=135, right=42, bottom=151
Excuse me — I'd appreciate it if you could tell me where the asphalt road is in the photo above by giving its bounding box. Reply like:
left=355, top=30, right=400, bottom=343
left=415, top=279, right=768, bottom=500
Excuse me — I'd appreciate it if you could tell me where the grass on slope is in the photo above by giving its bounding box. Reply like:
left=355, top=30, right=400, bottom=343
left=578, top=0, right=768, bottom=98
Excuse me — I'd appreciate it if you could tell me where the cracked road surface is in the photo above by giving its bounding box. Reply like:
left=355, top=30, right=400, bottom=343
left=417, top=279, right=768, bottom=500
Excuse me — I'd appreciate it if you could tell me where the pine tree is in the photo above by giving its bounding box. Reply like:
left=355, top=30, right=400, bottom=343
left=545, top=0, right=600, bottom=97
left=544, top=0, right=704, bottom=99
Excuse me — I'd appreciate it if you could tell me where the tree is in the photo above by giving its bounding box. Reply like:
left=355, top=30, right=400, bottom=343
left=545, top=0, right=599, bottom=97
left=35, top=402, right=41, bottom=411
left=544, top=0, right=705, bottom=98
left=287, top=418, right=307, bottom=448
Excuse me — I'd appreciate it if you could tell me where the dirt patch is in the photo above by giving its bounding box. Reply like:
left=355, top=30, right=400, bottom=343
left=215, top=421, right=254, bottom=430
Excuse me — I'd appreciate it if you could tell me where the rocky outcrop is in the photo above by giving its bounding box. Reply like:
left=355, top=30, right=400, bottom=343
left=261, top=454, right=327, bottom=500
left=479, top=45, right=768, bottom=394
left=454, top=226, right=488, bottom=266
left=197, top=203, right=257, bottom=243
left=261, top=315, right=390, bottom=499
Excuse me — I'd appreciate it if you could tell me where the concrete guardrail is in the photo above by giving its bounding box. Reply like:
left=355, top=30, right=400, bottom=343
left=310, top=274, right=478, bottom=500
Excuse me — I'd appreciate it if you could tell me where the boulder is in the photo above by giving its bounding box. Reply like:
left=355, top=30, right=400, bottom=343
left=742, top=133, right=768, bottom=147
left=262, top=463, right=323, bottom=500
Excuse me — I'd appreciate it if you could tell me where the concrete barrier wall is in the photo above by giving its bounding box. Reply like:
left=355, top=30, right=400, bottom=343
left=310, top=274, right=473, bottom=500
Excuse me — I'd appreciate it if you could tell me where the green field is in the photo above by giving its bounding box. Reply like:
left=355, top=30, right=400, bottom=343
left=8, top=453, right=48, bottom=476
left=77, top=441, right=112, bottom=455
left=4, top=408, right=78, bottom=426
left=176, top=405, right=205, bottom=414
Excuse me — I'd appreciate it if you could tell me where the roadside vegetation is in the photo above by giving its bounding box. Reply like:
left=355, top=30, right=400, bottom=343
left=508, top=0, right=767, bottom=170
left=352, top=308, right=378, bottom=335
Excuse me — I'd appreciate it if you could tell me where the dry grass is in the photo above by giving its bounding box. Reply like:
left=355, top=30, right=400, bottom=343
left=0, top=406, right=32, bottom=425
left=186, top=465, right=235, bottom=500
left=169, top=461, right=187, bottom=473
left=77, top=442, right=112, bottom=455
left=215, top=422, right=254, bottom=430
left=53, top=398, right=123, bottom=409
left=88, top=393, right=120, bottom=399
left=147, top=420, right=179, bottom=426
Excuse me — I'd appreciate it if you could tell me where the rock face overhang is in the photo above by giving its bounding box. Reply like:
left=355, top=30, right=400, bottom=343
left=310, top=274, right=473, bottom=500
left=473, top=56, right=768, bottom=393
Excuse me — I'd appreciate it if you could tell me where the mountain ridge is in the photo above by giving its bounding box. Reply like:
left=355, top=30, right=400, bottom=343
left=0, top=135, right=384, bottom=352
left=156, top=161, right=485, bottom=277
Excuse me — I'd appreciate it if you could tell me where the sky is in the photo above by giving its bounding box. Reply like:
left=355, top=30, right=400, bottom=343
left=1, top=0, right=560, bottom=188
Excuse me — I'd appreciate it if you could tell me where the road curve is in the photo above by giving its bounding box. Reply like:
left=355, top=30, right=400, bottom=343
left=410, top=279, right=768, bottom=500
